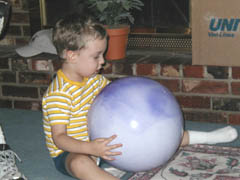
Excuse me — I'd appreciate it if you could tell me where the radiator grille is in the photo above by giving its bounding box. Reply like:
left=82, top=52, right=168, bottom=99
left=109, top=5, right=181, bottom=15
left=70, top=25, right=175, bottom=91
left=128, top=34, right=192, bottom=49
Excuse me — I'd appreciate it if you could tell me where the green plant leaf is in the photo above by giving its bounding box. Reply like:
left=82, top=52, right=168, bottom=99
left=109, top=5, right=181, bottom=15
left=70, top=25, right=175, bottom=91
left=131, top=0, right=144, bottom=10
left=87, top=0, right=144, bottom=26
left=133, top=0, right=144, bottom=6
left=99, top=15, right=107, bottom=22
left=128, top=16, right=134, bottom=24
left=122, top=1, right=130, bottom=11
left=96, top=1, right=108, bottom=12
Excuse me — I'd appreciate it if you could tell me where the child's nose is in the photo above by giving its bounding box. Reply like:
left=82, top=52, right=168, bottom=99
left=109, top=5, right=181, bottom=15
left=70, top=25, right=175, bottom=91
left=99, top=56, right=105, bottom=65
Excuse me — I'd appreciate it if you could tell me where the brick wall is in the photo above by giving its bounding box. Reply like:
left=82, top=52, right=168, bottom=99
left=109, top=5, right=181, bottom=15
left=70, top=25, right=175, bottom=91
left=1, top=54, right=240, bottom=126
left=0, top=0, right=31, bottom=46
left=103, top=58, right=240, bottom=125
left=1, top=0, right=240, bottom=126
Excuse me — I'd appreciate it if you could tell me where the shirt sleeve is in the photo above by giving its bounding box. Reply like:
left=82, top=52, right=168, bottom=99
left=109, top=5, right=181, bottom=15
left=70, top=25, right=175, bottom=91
left=98, top=75, right=111, bottom=91
left=42, top=92, right=72, bottom=125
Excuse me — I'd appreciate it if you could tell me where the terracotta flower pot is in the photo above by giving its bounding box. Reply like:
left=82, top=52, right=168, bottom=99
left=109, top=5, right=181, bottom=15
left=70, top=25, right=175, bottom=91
left=105, top=25, right=130, bottom=60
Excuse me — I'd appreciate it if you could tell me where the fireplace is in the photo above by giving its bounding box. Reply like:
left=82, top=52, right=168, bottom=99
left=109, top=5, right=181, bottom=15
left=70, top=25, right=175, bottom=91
left=28, top=0, right=190, bottom=35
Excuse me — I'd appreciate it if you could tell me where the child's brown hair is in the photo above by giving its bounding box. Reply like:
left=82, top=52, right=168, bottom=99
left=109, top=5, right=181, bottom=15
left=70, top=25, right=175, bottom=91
left=53, top=13, right=107, bottom=59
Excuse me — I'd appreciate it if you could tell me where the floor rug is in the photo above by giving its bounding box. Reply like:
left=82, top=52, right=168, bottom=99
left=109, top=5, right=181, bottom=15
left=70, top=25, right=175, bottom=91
left=127, top=145, right=240, bottom=180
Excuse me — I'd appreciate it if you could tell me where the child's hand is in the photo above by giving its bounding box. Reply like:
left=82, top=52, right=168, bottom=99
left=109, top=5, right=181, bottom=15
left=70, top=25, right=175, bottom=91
left=90, top=135, right=122, bottom=161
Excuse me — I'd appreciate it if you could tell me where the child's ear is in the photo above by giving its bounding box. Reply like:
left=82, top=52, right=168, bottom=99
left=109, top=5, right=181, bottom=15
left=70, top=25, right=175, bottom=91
left=65, top=50, right=77, bottom=63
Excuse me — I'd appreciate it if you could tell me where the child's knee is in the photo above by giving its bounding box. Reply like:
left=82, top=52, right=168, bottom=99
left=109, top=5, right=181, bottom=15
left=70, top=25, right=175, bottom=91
left=66, top=154, right=93, bottom=175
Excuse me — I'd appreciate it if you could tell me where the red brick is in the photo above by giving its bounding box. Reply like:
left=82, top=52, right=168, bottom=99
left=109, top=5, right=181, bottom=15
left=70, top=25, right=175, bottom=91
left=0, top=100, right=12, bottom=108
left=102, top=63, right=113, bottom=74
left=182, top=80, right=228, bottom=94
left=156, top=79, right=180, bottom=92
left=40, top=87, right=48, bottom=98
left=176, top=95, right=210, bottom=109
left=161, top=65, right=180, bottom=77
left=32, top=60, right=52, bottom=71
left=7, top=25, right=22, bottom=36
left=231, top=82, right=240, bottom=95
left=229, top=114, right=240, bottom=125
left=183, top=111, right=227, bottom=124
left=207, top=66, right=228, bottom=79
left=183, top=65, right=204, bottom=78
left=15, top=38, right=29, bottom=46
left=232, top=67, right=240, bottom=79
left=12, top=59, right=29, bottom=71
left=19, top=72, right=51, bottom=85
left=14, top=101, right=41, bottom=110
left=0, top=37, right=15, bottom=45
left=2, top=85, right=38, bottom=98
left=136, top=64, right=158, bottom=76
left=52, top=60, right=62, bottom=71
left=113, top=63, right=133, bottom=75
left=11, top=12, right=29, bottom=23
left=22, top=26, right=31, bottom=36
left=0, top=59, right=10, bottom=69
left=212, top=97, right=240, bottom=112
left=0, top=71, right=16, bottom=83
left=10, top=0, right=21, bottom=8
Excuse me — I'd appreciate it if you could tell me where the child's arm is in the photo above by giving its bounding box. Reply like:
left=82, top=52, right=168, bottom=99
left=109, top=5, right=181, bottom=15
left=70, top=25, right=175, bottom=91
left=51, top=124, right=122, bottom=161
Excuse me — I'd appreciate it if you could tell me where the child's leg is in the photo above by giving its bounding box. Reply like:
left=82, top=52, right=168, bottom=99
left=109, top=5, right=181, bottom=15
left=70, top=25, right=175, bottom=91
left=181, top=126, right=238, bottom=146
left=65, top=153, right=119, bottom=180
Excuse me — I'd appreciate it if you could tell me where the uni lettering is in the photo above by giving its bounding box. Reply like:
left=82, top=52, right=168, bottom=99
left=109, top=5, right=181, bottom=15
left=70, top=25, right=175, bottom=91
left=209, top=18, right=240, bottom=31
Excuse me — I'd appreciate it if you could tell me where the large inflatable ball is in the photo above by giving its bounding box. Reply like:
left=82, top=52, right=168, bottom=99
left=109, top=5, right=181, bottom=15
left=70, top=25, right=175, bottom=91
left=88, top=77, right=184, bottom=172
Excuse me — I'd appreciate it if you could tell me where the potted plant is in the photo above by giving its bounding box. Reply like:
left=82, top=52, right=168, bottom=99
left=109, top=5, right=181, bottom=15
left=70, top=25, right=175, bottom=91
left=87, top=0, right=144, bottom=60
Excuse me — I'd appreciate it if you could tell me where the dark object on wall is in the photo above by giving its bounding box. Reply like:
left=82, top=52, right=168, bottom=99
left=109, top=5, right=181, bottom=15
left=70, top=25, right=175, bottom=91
left=132, top=0, right=190, bottom=33
left=28, top=0, right=93, bottom=35
left=28, top=0, right=190, bottom=35
left=0, top=0, right=10, bottom=38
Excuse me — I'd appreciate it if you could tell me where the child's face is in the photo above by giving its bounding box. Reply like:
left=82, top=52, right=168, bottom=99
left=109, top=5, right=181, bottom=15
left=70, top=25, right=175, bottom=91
left=70, top=37, right=107, bottom=80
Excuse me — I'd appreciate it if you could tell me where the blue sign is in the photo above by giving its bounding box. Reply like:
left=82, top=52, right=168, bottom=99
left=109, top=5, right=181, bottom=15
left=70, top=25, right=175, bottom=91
left=208, top=18, right=240, bottom=38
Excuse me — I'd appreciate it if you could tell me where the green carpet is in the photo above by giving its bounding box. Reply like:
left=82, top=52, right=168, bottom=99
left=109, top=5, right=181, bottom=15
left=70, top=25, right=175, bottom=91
left=0, top=108, right=239, bottom=179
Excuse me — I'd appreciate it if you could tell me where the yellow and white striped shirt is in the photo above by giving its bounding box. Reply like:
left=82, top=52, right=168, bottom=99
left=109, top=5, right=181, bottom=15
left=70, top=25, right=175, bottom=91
left=42, top=70, right=109, bottom=158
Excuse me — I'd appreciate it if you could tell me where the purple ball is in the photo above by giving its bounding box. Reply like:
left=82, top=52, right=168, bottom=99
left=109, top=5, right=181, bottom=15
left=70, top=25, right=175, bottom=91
left=88, top=77, right=183, bottom=172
